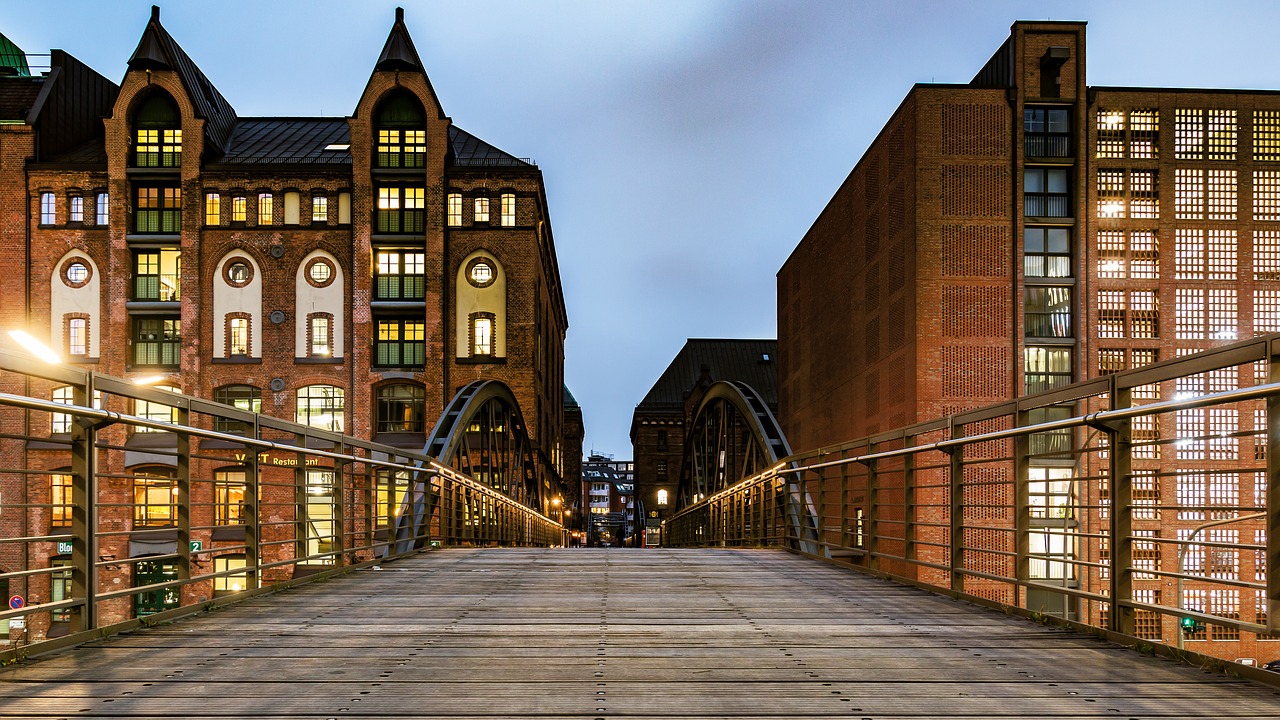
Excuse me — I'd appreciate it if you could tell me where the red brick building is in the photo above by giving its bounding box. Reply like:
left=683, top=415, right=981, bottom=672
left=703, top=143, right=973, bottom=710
left=0, top=7, right=568, bottom=641
left=779, top=20, right=1280, bottom=664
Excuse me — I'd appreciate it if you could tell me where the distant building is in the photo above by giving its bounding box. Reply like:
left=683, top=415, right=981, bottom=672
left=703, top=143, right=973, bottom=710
left=631, top=339, right=777, bottom=546
left=563, top=387, right=584, bottom=539
left=582, top=454, right=637, bottom=546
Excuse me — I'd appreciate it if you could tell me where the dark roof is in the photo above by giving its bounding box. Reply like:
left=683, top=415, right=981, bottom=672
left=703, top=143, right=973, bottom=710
left=450, top=125, right=534, bottom=167
left=127, top=6, right=237, bottom=155
left=48, top=137, right=108, bottom=165
left=221, top=118, right=350, bottom=165
left=637, top=339, right=778, bottom=409
left=376, top=8, right=425, bottom=73
left=0, top=76, right=42, bottom=120
left=564, top=385, right=579, bottom=408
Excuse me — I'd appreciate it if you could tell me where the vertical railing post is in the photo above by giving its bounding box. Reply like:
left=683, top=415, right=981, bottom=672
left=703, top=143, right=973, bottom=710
left=68, top=372, right=97, bottom=632
left=1013, top=409, right=1031, bottom=609
left=865, top=445, right=879, bottom=572
left=1108, top=376, right=1136, bottom=636
left=1267, top=338, right=1280, bottom=634
left=332, top=444, right=347, bottom=567
left=246, top=420, right=260, bottom=591
left=175, top=402, right=191, bottom=589
left=950, top=417, right=966, bottom=594
left=293, top=434, right=306, bottom=564
left=903, top=435, right=916, bottom=567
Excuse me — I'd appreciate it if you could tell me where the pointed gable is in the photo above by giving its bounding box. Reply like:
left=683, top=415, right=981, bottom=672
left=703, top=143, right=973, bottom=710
left=376, top=7, right=425, bottom=72
left=126, top=5, right=237, bottom=155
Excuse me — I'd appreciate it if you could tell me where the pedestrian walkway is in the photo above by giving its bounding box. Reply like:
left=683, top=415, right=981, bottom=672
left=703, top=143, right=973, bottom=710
left=3, top=548, right=1280, bottom=718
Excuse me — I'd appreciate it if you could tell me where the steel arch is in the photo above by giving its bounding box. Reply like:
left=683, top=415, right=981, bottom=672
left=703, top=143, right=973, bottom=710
left=679, top=380, right=819, bottom=554
left=386, top=380, right=541, bottom=554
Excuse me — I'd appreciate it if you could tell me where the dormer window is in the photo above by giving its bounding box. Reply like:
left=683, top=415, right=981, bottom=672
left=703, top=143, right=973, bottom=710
left=133, top=93, right=181, bottom=168
left=375, top=92, right=426, bottom=169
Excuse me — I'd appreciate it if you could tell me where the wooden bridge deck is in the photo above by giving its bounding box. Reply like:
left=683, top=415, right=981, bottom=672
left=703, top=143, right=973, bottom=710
left=3, top=548, right=1280, bottom=718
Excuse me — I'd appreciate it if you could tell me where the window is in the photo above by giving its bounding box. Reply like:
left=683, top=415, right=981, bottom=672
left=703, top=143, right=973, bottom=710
left=231, top=195, right=247, bottom=223
left=312, top=195, right=328, bottom=223
left=213, top=555, right=248, bottom=596
left=296, top=385, right=344, bottom=432
left=213, top=385, right=261, bottom=435
left=1024, top=286, right=1072, bottom=338
left=447, top=193, right=462, bottom=226
left=375, top=92, right=426, bottom=168
left=1131, top=290, right=1159, bottom=338
left=501, top=193, right=516, bottom=226
left=305, top=469, right=337, bottom=561
left=96, top=192, right=109, bottom=225
left=257, top=193, right=273, bottom=225
left=1097, top=169, right=1124, bottom=217
left=376, top=186, right=425, bottom=233
left=51, top=471, right=72, bottom=528
left=474, top=196, right=490, bottom=223
left=376, top=384, right=425, bottom=433
left=306, top=258, right=334, bottom=287
left=228, top=316, right=249, bottom=356
left=1024, top=106, right=1070, bottom=157
left=214, top=468, right=246, bottom=525
left=1098, top=230, right=1159, bottom=279
left=133, top=385, right=179, bottom=432
left=1095, top=108, right=1159, bottom=159
left=1134, top=589, right=1163, bottom=640
left=1024, top=347, right=1072, bottom=394
left=51, top=386, right=101, bottom=434
left=134, top=185, right=182, bottom=233
left=656, top=459, right=669, bottom=480
left=375, top=319, right=426, bottom=367
left=132, top=249, right=181, bottom=301
left=1208, top=169, right=1237, bottom=220
left=1175, top=287, right=1237, bottom=340
left=67, top=317, right=88, bottom=357
left=225, top=260, right=252, bottom=287
left=1256, top=110, right=1280, bottom=162
left=133, top=93, right=181, bottom=167
left=40, top=192, right=56, bottom=224
left=1255, top=170, right=1280, bottom=221
left=1023, top=227, right=1070, bottom=277
left=656, top=488, right=669, bottom=506
left=1134, top=530, right=1160, bottom=579
left=50, top=559, right=72, bottom=624
left=133, top=469, right=177, bottom=526
left=132, top=317, right=181, bottom=367
left=375, top=470, right=409, bottom=527
left=133, top=560, right=179, bottom=617
left=1024, top=167, right=1069, bottom=217
left=204, top=192, right=220, bottom=225
left=1028, top=528, right=1074, bottom=580
left=467, top=258, right=496, bottom=287
left=69, top=195, right=83, bottom=223
left=308, top=314, right=333, bottom=357
left=1256, top=289, right=1280, bottom=335
left=374, top=250, right=426, bottom=300
left=471, top=313, right=494, bottom=356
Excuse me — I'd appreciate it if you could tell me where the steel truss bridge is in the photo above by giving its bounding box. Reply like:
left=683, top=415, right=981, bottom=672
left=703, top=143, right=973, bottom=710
left=4, top=337, right=1280, bottom=716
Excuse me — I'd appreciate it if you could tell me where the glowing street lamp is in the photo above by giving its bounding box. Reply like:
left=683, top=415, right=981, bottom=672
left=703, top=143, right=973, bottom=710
left=8, top=330, right=61, bottom=364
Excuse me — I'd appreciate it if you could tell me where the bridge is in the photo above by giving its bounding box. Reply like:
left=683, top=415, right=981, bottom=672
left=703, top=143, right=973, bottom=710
left=5, top=337, right=1280, bottom=715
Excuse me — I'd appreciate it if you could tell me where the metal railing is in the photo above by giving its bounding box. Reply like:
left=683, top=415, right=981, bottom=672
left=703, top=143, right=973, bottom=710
left=666, top=334, right=1280, bottom=659
left=0, top=350, right=563, bottom=660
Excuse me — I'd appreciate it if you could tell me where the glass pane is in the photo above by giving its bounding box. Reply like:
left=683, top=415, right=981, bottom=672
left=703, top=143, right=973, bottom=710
left=1046, top=228, right=1071, bottom=253
left=1047, top=169, right=1068, bottom=193
left=1024, top=169, right=1044, bottom=193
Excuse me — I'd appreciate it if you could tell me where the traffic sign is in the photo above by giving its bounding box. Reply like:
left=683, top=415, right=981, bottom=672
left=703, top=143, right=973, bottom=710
left=8, top=595, right=24, bottom=611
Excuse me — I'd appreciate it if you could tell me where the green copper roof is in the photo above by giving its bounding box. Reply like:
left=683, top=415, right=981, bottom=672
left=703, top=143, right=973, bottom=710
left=0, top=33, right=31, bottom=77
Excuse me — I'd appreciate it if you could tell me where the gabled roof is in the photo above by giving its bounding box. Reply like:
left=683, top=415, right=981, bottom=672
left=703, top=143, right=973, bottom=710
left=376, top=7, right=425, bottom=73
left=127, top=5, right=237, bottom=155
left=637, top=339, right=778, bottom=409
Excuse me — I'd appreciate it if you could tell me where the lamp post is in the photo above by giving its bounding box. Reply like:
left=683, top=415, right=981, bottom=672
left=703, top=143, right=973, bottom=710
left=1175, top=511, right=1264, bottom=650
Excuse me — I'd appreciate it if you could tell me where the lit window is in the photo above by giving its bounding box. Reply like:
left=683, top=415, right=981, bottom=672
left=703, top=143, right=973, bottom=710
left=309, top=314, right=333, bottom=357
left=307, top=258, right=333, bottom=286
left=213, top=385, right=261, bottom=435
left=374, top=250, right=425, bottom=300
left=69, top=196, right=83, bottom=223
left=474, top=196, right=490, bottom=223
left=501, top=193, right=515, bottom=226
left=1175, top=168, right=1204, bottom=220
left=312, top=196, right=328, bottom=223
left=374, top=319, right=425, bottom=367
left=472, top=314, right=493, bottom=356
left=1258, top=232, right=1280, bottom=281
left=375, top=470, right=409, bottom=527
left=214, top=468, right=246, bottom=525
left=376, top=187, right=425, bottom=233
left=51, top=471, right=72, bottom=528
left=1207, top=169, right=1237, bottom=220
left=226, top=260, right=251, bottom=286
left=1254, top=170, right=1280, bottom=221
left=228, top=317, right=249, bottom=356
left=133, top=469, right=177, bottom=526
left=656, top=489, right=669, bottom=506
left=1024, top=346, right=1072, bottom=394
left=205, top=192, right=220, bottom=225
left=132, top=249, right=181, bottom=301
left=213, top=555, right=248, bottom=596
left=135, top=185, right=182, bottom=233
left=67, top=317, right=87, bottom=356
left=1028, top=527, right=1074, bottom=580
left=1130, top=109, right=1159, bottom=158
left=133, top=94, right=182, bottom=167
left=1255, top=110, right=1280, bottom=162
left=51, top=386, right=101, bottom=434
left=296, top=385, right=344, bottom=432
left=447, top=193, right=462, bottom=226
left=133, top=385, right=180, bottom=432
left=1097, top=169, right=1125, bottom=217
left=40, top=192, right=56, bottom=224
left=1024, top=286, right=1072, bottom=338
left=132, top=317, right=181, bottom=367
left=231, top=195, right=247, bottom=223
left=1176, top=108, right=1205, bottom=160
left=468, top=259, right=495, bottom=287
left=258, top=193, right=273, bottom=225
left=96, top=192, right=109, bottom=225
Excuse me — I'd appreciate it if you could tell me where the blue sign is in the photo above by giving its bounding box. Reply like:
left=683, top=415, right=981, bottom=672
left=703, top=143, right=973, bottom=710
left=8, top=595, right=23, bottom=610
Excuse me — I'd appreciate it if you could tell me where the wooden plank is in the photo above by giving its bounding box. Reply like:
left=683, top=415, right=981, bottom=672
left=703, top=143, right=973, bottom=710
left=1, top=548, right=1278, bottom=718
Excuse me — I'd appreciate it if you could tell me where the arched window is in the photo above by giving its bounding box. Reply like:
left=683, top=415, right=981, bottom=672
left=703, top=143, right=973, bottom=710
left=375, top=92, right=426, bottom=168
left=376, top=383, right=425, bottom=434
left=296, top=385, right=344, bottom=432
left=132, top=92, right=181, bottom=168
left=134, top=385, right=180, bottom=432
